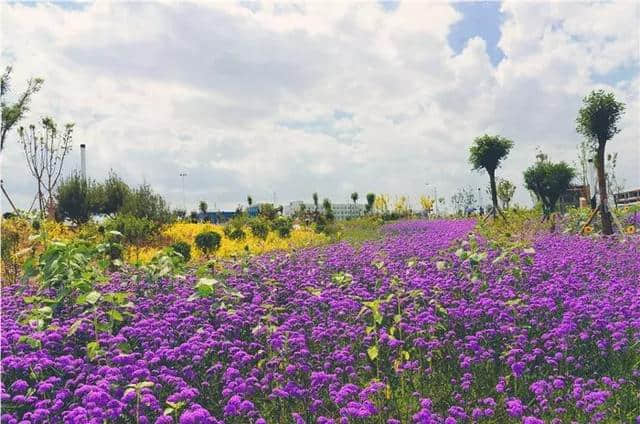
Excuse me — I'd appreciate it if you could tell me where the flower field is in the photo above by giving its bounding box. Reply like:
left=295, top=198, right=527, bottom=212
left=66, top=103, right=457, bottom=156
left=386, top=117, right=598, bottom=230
left=2, top=219, right=639, bottom=423
left=130, top=222, right=329, bottom=263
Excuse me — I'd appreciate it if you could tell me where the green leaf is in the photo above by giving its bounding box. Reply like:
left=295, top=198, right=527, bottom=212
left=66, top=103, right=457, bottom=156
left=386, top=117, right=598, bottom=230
left=85, top=291, right=101, bottom=305
left=107, top=309, right=123, bottom=322
left=367, top=345, right=379, bottom=361
left=194, top=278, right=216, bottom=297
left=86, top=341, right=102, bottom=360
left=18, top=335, right=41, bottom=349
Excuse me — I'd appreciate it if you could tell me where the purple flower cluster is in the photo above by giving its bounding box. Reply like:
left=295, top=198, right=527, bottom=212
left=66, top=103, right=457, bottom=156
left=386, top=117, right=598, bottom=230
left=2, top=219, right=639, bottom=423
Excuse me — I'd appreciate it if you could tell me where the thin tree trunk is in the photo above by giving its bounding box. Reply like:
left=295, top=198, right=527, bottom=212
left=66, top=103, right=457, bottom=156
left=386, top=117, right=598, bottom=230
left=596, top=142, right=613, bottom=235
left=0, top=180, right=20, bottom=215
left=489, top=170, right=499, bottom=218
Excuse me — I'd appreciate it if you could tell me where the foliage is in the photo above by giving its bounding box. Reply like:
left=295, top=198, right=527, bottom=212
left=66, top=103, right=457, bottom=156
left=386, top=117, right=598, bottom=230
left=351, top=192, right=358, bottom=204
left=170, top=241, right=191, bottom=263
left=270, top=216, right=293, bottom=238
left=137, top=248, right=186, bottom=283
left=365, top=193, right=375, bottom=214
left=524, top=154, right=575, bottom=218
left=4, top=219, right=639, bottom=422
left=469, top=134, right=515, bottom=174
left=576, top=90, right=625, bottom=235
left=198, top=200, right=208, bottom=216
left=469, top=134, right=514, bottom=215
left=258, top=203, right=280, bottom=221
left=496, top=178, right=516, bottom=209
left=248, top=219, right=269, bottom=240
left=121, top=183, right=172, bottom=224
left=576, top=90, right=626, bottom=148
left=392, top=195, right=410, bottom=217
left=194, top=231, right=222, bottom=257
left=373, top=193, right=389, bottom=215
left=55, top=173, right=102, bottom=225
left=104, top=214, right=155, bottom=263
left=1, top=217, right=25, bottom=284
left=99, top=171, right=130, bottom=216
left=419, top=195, right=434, bottom=214
left=1, top=65, right=44, bottom=151
left=336, top=215, right=383, bottom=245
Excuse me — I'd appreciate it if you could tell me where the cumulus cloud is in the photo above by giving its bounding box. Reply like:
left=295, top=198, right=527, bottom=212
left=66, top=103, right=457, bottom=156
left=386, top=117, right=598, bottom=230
left=1, top=1, right=638, bottom=212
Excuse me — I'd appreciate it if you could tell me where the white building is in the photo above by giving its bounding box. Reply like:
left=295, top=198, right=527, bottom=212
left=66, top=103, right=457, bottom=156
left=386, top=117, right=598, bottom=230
left=284, top=200, right=365, bottom=220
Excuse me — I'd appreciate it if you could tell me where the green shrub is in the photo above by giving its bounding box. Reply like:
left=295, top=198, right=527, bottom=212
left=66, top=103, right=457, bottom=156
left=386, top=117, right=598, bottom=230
left=171, top=241, right=191, bottom=262
left=195, top=231, right=222, bottom=257
left=249, top=219, right=269, bottom=240
left=228, top=228, right=246, bottom=241
left=271, top=216, right=293, bottom=238
left=105, top=214, right=156, bottom=246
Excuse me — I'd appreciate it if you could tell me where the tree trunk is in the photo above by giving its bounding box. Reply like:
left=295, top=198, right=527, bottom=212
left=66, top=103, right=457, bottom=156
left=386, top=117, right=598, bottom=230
left=489, top=170, right=498, bottom=217
left=596, top=142, right=613, bottom=235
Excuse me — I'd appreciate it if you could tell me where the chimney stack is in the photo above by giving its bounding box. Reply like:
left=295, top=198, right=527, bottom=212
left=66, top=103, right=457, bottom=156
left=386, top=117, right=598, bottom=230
left=80, top=144, right=86, bottom=180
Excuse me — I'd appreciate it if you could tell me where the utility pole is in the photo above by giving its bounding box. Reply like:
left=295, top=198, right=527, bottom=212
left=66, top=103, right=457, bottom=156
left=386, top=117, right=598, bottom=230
left=179, top=172, right=187, bottom=211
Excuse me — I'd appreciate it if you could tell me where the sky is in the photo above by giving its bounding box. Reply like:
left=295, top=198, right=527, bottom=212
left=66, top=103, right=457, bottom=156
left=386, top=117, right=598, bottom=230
left=1, top=0, right=639, bottom=213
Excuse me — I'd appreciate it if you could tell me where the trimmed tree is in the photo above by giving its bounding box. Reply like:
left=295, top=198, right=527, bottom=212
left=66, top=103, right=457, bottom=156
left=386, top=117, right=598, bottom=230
left=469, top=134, right=514, bottom=219
left=195, top=231, right=222, bottom=258
left=576, top=90, right=625, bottom=235
left=365, top=193, right=375, bottom=214
left=524, top=154, right=575, bottom=220
left=497, top=178, right=516, bottom=210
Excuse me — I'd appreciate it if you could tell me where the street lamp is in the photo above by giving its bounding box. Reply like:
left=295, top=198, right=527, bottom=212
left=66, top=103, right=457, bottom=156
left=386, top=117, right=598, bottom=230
left=179, top=172, right=187, bottom=211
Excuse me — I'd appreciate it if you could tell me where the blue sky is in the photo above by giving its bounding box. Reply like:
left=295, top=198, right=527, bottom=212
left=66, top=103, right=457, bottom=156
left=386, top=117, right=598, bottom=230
left=1, top=1, right=638, bottom=212
left=449, top=2, right=505, bottom=67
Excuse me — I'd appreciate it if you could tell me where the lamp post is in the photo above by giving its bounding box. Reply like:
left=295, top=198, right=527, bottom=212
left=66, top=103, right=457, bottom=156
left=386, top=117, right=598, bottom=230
left=179, top=172, right=187, bottom=211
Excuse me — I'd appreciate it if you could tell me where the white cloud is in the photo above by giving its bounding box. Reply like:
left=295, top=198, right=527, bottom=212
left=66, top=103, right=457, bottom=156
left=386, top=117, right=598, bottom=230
left=1, top=0, right=638, bottom=213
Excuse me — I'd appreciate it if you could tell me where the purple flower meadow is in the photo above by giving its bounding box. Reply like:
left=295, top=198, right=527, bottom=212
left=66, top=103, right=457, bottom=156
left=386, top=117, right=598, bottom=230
left=2, top=219, right=639, bottom=423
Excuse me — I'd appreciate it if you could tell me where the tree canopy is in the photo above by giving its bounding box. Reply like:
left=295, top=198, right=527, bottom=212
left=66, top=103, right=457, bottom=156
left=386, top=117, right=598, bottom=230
left=576, top=90, right=625, bottom=147
left=1, top=66, right=44, bottom=151
left=524, top=155, right=575, bottom=218
left=469, top=134, right=514, bottom=173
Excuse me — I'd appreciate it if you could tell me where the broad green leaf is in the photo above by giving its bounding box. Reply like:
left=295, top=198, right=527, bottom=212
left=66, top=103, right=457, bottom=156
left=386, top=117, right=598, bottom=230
left=18, top=335, right=41, bottom=349
left=86, top=341, right=102, bottom=360
left=367, top=345, right=379, bottom=361
left=107, top=309, right=123, bottom=322
left=86, top=291, right=101, bottom=305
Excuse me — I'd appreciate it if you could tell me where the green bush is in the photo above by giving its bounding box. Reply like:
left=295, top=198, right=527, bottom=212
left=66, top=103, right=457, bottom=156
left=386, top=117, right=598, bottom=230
left=120, top=183, right=173, bottom=224
left=105, top=214, right=156, bottom=247
left=195, top=231, right=222, bottom=257
left=249, top=219, right=269, bottom=240
left=228, top=228, right=246, bottom=241
left=271, top=216, right=293, bottom=238
left=171, top=241, right=191, bottom=262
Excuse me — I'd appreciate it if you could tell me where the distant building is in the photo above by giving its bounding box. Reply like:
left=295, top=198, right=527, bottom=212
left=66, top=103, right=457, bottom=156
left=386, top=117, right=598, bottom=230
left=198, top=211, right=236, bottom=223
left=284, top=200, right=365, bottom=220
left=614, top=188, right=640, bottom=206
